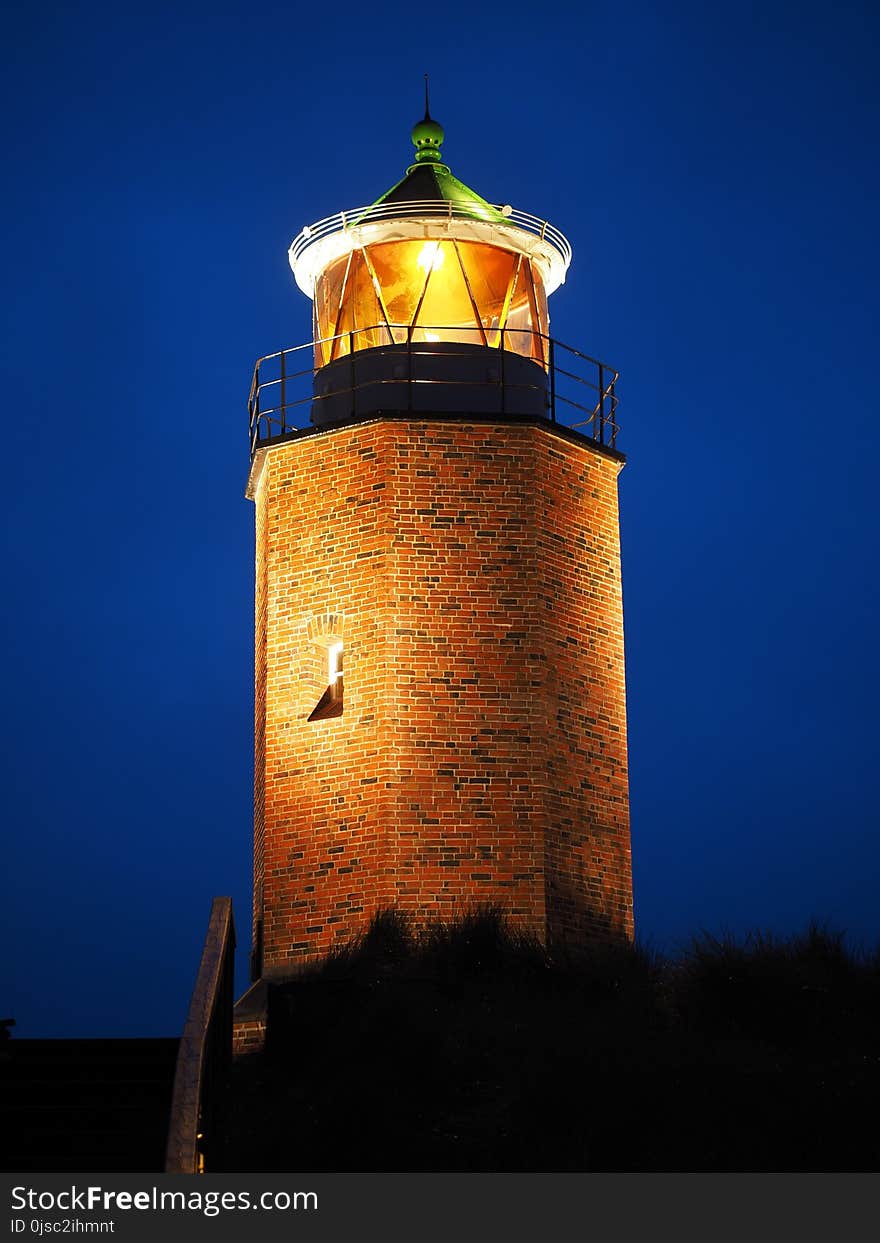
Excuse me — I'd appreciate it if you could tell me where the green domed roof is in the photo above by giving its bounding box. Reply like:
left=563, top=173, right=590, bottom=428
left=369, top=96, right=507, bottom=225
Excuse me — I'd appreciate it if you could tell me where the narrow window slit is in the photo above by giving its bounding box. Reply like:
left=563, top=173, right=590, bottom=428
left=308, top=640, right=343, bottom=721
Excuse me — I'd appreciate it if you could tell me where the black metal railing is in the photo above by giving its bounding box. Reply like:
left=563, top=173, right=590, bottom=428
left=247, top=326, right=619, bottom=459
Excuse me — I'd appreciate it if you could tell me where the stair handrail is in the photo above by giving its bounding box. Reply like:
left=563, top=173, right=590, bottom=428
left=164, top=896, right=236, bottom=1174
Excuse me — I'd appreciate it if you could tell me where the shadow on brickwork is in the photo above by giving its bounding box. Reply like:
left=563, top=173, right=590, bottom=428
left=545, top=872, right=632, bottom=948
left=219, top=911, right=880, bottom=1172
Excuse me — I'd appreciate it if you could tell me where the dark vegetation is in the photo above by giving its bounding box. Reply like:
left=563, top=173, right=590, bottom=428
left=220, top=910, right=880, bottom=1172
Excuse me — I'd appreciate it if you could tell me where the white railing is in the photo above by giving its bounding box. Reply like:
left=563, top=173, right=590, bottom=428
left=289, top=200, right=572, bottom=271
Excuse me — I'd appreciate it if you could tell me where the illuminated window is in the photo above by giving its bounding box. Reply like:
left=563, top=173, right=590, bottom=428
left=308, top=640, right=343, bottom=721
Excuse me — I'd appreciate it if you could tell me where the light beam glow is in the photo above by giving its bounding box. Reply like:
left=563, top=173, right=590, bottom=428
left=417, top=241, right=444, bottom=273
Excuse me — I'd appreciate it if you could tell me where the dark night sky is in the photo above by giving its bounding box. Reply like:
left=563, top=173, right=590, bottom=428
left=2, top=0, right=877, bottom=1037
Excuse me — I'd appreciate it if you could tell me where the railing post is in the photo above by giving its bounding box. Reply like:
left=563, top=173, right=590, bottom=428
left=500, top=328, right=506, bottom=415
left=253, top=362, right=261, bottom=451
left=549, top=337, right=556, bottom=422
left=349, top=332, right=355, bottom=418
left=597, top=363, right=605, bottom=445
left=407, top=323, right=413, bottom=412
left=280, top=349, right=287, bottom=436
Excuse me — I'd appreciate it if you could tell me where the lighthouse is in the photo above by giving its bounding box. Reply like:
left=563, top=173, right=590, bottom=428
left=245, top=100, right=633, bottom=980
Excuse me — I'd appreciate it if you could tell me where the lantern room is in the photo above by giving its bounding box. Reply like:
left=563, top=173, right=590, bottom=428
left=287, top=100, right=572, bottom=423
left=308, top=235, right=550, bottom=366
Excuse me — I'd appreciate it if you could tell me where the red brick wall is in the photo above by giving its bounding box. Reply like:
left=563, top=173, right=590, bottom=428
left=533, top=439, right=632, bottom=941
left=232, top=1017, right=266, bottom=1058
left=250, top=418, right=632, bottom=974
left=252, top=469, right=268, bottom=974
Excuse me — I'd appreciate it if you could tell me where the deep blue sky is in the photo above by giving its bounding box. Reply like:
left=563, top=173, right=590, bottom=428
left=2, top=1, right=877, bottom=1037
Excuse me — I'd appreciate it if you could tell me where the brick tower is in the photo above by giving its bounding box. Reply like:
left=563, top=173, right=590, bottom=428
left=245, top=102, right=633, bottom=980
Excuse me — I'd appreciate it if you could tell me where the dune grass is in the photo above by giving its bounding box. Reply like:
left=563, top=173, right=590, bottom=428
left=220, top=911, right=880, bottom=1172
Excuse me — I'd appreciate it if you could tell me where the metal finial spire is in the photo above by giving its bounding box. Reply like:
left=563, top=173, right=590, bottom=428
left=411, top=77, right=444, bottom=164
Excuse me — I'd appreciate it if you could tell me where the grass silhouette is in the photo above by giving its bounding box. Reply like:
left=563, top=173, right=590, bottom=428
left=220, top=910, right=879, bottom=1171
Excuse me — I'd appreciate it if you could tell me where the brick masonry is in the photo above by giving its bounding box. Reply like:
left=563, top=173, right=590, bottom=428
left=232, top=1017, right=267, bottom=1058
left=249, top=417, right=632, bottom=974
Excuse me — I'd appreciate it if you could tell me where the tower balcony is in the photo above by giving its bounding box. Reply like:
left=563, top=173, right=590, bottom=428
left=246, top=325, right=620, bottom=469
